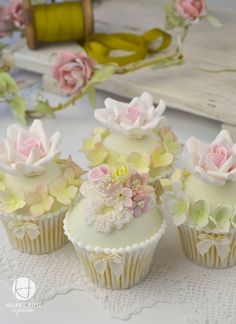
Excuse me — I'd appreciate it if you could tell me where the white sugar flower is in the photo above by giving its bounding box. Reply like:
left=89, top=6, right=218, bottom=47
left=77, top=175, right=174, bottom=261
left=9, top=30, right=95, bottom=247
left=94, top=92, right=166, bottom=139
left=83, top=198, right=133, bottom=233
left=0, top=120, right=61, bottom=176
left=183, top=130, right=236, bottom=186
left=166, top=192, right=190, bottom=226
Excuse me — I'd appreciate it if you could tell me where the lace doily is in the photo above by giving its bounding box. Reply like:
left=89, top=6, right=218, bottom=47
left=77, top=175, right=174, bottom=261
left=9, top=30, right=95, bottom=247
left=1, top=229, right=236, bottom=324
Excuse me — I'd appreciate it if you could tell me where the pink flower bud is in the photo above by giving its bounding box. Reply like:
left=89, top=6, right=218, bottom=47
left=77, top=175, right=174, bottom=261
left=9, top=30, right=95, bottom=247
left=176, top=0, right=206, bottom=21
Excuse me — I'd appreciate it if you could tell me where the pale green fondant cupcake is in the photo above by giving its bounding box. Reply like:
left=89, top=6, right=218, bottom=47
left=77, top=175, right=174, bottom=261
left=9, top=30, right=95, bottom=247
left=161, top=130, right=236, bottom=268
left=81, top=92, right=181, bottom=183
left=0, top=120, right=84, bottom=254
left=64, top=164, right=166, bottom=289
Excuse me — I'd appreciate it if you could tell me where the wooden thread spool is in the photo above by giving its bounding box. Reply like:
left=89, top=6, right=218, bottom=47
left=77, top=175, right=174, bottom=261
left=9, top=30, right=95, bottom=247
left=23, top=0, right=94, bottom=50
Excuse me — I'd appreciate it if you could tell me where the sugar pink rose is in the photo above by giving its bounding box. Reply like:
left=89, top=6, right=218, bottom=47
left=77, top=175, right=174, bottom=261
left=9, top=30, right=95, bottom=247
left=51, top=50, right=96, bottom=95
left=183, top=130, right=236, bottom=186
left=88, top=165, right=110, bottom=182
left=176, top=0, right=206, bottom=21
left=8, top=0, right=25, bottom=30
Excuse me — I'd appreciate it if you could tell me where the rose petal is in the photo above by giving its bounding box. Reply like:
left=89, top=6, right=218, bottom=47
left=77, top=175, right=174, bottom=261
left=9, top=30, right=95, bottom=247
left=29, top=119, right=48, bottom=152
left=48, top=131, right=62, bottom=155
left=211, top=129, right=234, bottom=149
left=140, top=92, right=154, bottom=109
left=14, top=163, right=45, bottom=176
left=219, top=154, right=236, bottom=172
left=26, top=147, right=43, bottom=165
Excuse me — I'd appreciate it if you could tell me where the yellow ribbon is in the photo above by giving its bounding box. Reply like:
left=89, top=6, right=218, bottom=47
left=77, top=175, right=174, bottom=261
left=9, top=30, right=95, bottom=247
left=32, top=3, right=171, bottom=66
left=84, top=28, right=172, bottom=66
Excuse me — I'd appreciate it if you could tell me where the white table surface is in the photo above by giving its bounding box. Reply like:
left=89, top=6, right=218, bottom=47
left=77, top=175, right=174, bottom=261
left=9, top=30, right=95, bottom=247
left=0, top=88, right=221, bottom=324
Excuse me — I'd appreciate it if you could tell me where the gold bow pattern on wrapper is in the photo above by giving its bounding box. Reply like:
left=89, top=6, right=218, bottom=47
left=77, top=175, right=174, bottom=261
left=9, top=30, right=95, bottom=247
left=196, top=233, right=232, bottom=261
left=89, top=253, right=125, bottom=279
left=8, top=220, right=40, bottom=240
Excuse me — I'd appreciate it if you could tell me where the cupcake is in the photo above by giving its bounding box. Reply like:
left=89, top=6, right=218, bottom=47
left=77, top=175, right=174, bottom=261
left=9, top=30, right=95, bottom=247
left=0, top=120, right=84, bottom=254
left=161, top=130, right=236, bottom=268
left=64, top=164, right=166, bottom=289
left=81, top=92, right=181, bottom=183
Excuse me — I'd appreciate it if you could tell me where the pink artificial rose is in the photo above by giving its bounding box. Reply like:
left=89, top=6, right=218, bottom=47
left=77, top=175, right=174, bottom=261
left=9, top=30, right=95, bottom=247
left=0, top=6, right=12, bottom=36
left=8, top=0, right=25, bottom=30
left=88, top=165, right=109, bottom=182
left=176, top=0, right=206, bottom=20
left=51, top=50, right=96, bottom=95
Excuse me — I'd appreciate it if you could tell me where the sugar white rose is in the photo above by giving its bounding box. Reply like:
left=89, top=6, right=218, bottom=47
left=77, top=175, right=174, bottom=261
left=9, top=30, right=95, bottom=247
left=183, top=130, right=236, bottom=186
left=0, top=119, right=61, bottom=176
left=94, top=92, right=166, bottom=139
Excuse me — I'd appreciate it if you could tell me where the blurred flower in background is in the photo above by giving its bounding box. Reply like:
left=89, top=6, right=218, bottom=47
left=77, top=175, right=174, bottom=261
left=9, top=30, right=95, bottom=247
left=176, top=0, right=206, bottom=21
left=0, top=6, right=13, bottom=37
left=8, top=0, right=25, bottom=30
left=51, top=50, right=96, bottom=95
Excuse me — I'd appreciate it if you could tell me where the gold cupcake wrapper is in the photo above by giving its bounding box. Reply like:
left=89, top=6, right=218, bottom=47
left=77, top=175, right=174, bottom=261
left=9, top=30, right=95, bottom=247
left=0, top=211, right=68, bottom=254
left=178, top=224, right=236, bottom=268
left=64, top=216, right=166, bottom=289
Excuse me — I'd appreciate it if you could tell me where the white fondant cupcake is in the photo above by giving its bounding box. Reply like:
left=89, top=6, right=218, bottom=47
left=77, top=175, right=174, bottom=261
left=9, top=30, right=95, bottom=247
left=161, top=130, right=236, bottom=268
left=0, top=120, right=84, bottom=254
left=64, top=164, right=166, bottom=289
left=81, top=92, right=181, bottom=183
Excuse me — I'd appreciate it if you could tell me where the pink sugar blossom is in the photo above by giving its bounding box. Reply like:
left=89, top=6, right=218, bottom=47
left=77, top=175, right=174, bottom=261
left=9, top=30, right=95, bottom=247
left=132, top=194, right=151, bottom=217
left=108, top=183, right=133, bottom=211
left=125, top=173, right=148, bottom=193
left=88, top=165, right=110, bottom=182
